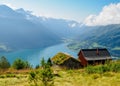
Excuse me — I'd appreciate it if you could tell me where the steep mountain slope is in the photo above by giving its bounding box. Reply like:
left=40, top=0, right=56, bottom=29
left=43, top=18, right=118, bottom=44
left=16, top=8, right=81, bottom=38
left=2, top=5, right=119, bottom=57
left=40, top=18, right=81, bottom=38
left=0, top=5, right=60, bottom=51
left=68, top=24, right=120, bottom=57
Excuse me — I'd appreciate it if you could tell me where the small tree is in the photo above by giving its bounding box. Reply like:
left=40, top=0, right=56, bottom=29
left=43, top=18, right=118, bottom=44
left=29, top=71, right=38, bottom=86
left=40, top=61, right=54, bottom=86
left=0, top=56, right=10, bottom=69
left=41, top=58, right=46, bottom=68
left=24, top=61, right=31, bottom=69
left=47, top=58, right=52, bottom=66
left=35, top=64, right=40, bottom=69
left=29, top=58, right=54, bottom=86
left=12, top=58, right=25, bottom=70
left=12, top=58, right=30, bottom=70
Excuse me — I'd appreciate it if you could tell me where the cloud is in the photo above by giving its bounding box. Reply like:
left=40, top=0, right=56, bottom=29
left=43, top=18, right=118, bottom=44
left=2, top=3, right=16, bottom=9
left=68, top=23, right=77, bottom=28
left=84, top=3, right=120, bottom=26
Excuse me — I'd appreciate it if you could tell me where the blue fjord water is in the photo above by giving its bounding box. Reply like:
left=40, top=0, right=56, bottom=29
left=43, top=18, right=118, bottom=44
left=0, top=43, right=77, bottom=67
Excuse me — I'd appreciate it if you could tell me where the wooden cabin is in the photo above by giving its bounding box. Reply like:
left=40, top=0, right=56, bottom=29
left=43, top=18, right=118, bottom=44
left=51, top=52, right=82, bottom=69
left=78, top=48, right=112, bottom=66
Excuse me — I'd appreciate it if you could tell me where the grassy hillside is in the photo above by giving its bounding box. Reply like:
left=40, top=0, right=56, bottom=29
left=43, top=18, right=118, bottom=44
left=0, top=69, right=120, bottom=86
left=0, top=60, right=120, bottom=86
left=68, top=24, right=120, bottom=57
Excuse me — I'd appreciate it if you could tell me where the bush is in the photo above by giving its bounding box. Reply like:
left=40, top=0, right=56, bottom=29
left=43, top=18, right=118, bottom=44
left=47, top=58, right=52, bottom=66
left=91, top=74, right=100, bottom=79
left=29, top=58, right=54, bottom=86
left=0, top=56, right=10, bottom=69
left=24, top=61, right=31, bottom=69
left=0, top=75, right=5, bottom=78
left=35, top=64, right=40, bottom=69
left=109, top=62, right=120, bottom=72
left=12, top=58, right=31, bottom=70
left=6, top=74, right=16, bottom=78
left=85, top=61, right=120, bottom=74
left=40, top=63, right=54, bottom=86
left=40, top=58, right=54, bottom=86
left=29, top=71, right=38, bottom=86
left=85, top=65, right=97, bottom=74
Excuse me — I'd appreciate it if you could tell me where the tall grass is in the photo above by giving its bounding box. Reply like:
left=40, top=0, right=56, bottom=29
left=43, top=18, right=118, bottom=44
left=85, top=60, right=120, bottom=74
left=1, top=60, right=120, bottom=86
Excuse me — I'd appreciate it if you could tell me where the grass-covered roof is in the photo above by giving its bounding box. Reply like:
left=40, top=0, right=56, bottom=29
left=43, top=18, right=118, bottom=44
left=51, top=52, right=77, bottom=65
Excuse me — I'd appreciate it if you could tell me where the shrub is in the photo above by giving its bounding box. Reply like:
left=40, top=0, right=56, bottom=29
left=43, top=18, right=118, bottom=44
left=12, top=58, right=31, bottom=70
left=40, top=58, right=54, bottom=86
left=109, top=62, right=120, bottom=72
left=91, top=74, right=100, bottom=79
left=29, top=71, right=38, bottom=86
left=41, top=58, right=46, bottom=68
left=24, top=61, right=31, bottom=69
left=0, top=56, right=10, bottom=69
left=47, top=58, right=52, bottom=66
left=40, top=63, right=54, bottom=86
left=85, top=61, right=120, bottom=74
left=29, top=58, right=54, bottom=86
left=6, top=74, right=16, bottom=78
left=0, top=75, right=5, bottom=78
left=35, top=64, right=40, bottom=69
left=85, top=65, right=96, bottom=74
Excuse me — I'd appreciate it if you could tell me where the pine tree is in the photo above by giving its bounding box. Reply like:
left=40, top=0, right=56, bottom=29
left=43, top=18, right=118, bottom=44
left=47, top=58, right=52, bottom=66
left=0, top=56, right=10, bottom=69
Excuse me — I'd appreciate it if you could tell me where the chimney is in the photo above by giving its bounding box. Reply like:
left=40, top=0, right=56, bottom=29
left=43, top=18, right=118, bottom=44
left=96, top=48, right=99, bottom=55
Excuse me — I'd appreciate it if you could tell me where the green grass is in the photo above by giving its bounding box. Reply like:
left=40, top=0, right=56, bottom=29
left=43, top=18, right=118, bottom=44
left=51, top=52, right=72, bottom=65
left=85, top=61, right=120, bottom=74
left=1, top=61, right=120, bottom=86
left=54, top=70, right=120, bottom=86
left=0, top=74, right=29, bottom=86
left=0, top=71, right=120, bottom=86
left=0, top=70, right=120, bottom=86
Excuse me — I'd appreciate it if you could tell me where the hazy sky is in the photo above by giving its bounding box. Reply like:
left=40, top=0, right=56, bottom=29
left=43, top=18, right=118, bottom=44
left=0, top=0, right=120, bottom=22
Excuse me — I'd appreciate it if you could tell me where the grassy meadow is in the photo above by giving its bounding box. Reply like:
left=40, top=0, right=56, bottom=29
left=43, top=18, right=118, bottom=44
left=0, top=61, right=120, bottom=86
left=0, top=70, right=120, bottom=86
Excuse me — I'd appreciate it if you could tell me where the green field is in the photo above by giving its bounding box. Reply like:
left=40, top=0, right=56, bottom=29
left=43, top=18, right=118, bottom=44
left=0, top=67, right=120, bottom=86
left=0, top=59, right=120, bottom=86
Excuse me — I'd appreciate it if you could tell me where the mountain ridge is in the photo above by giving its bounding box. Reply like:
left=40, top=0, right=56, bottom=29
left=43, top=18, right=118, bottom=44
left=0, top=5, right=61, bottom=52
left=0, top=4, right=120, bottom=58
left=68, top=24, right=120, bottom=57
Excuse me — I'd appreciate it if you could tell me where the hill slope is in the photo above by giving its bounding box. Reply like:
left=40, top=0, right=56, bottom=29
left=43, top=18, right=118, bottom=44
left=68, top=24, right=120, bottom=57
left=0, top=5, right=61, bottom=52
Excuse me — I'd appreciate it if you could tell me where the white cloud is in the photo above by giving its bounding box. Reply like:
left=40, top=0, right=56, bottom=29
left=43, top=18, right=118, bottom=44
left=84, top=3, right=120, bottom=26
left=68, top=23, right=77, bottom=28
left=2, top=3, right=16, bottom=9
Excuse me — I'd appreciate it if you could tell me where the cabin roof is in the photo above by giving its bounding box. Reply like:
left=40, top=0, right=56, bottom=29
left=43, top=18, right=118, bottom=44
left=51, top=52, right=79, bottom=65
left=78, top=48, right=112, bottom=61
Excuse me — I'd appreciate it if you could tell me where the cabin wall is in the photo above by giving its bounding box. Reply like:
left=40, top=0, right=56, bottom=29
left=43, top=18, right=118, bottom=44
left=88, top=60, right=105, bottom=65
left=60, top=58, right=82, bottom=69
left=78, top=51, right=87, bottom=66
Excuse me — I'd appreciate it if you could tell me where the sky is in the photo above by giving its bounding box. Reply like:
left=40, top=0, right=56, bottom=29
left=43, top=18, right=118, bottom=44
left=0, top=0, right=120, bottom=25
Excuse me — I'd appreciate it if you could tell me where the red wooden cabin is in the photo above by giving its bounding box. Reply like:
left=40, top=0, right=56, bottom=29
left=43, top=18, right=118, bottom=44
left=78, top=48, right=112, bottom=66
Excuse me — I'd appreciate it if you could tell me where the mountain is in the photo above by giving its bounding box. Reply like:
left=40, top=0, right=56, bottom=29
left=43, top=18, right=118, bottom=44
left=68, top=24, right=120, bottom=57
left=0, top=5, right=61, bottom=52
left=2, top=5, right=119, bottom=57
left=40, top=18, right=81, bottom=38
left=15, top=8, right=81, bottom=38
left=0, top=5, right=24, bottom=19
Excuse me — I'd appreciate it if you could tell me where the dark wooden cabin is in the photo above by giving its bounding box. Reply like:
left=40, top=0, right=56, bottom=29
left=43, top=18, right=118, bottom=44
left=78, top=48, right=112, bottom=66
left=51, top=52, right=82, bottom=69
